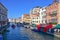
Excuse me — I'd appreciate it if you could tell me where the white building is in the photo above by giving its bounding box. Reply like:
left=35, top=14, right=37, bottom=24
left=9, top=18, right=16, bottom=23
left=30, top=6, right=46, bottom=25
left=39, top=7, right=46, bottom=24
left=30, top=6, right=40, bottom=25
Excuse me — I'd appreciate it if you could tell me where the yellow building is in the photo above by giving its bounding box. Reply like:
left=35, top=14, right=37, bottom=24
left=15, top=17, right=22, bottom=23
left=22, top=14, right=31, bottom=24
left=58, top=0, right=60, bottom=24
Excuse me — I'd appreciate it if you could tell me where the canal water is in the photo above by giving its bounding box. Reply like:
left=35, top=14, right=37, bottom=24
left=2, top=26, right=60, bottom=40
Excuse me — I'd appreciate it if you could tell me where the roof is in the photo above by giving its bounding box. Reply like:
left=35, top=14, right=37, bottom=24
left=23, top=14, right=30, bottom=16
left=45, top=0, right=58, bottom=9
left=34, top=6, right=41, bottom=8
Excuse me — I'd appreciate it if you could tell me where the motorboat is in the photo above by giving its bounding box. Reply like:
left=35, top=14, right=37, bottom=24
left=11, top=24, right=16, bottom=28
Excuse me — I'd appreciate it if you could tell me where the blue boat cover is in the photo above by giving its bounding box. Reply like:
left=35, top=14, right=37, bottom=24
left=0, top=34, right=3, bottom=40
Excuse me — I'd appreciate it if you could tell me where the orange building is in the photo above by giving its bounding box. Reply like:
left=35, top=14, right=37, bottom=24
left=58, top=0, right=60, bottom=24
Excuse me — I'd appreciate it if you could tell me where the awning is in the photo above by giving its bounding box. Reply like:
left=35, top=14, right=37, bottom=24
left=55, top=24, right=60, bottom=29
left=31, top=24, right=36, bottom=27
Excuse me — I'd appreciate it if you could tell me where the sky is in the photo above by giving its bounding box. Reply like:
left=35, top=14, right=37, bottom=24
left=0, top=0, right=53, bottom=19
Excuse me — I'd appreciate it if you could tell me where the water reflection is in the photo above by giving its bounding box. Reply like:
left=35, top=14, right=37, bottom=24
left=2, top=27, right=29, bottom=40
left=2, top=26, right=60, bottom=40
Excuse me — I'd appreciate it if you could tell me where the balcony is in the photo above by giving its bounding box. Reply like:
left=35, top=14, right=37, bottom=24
left=49, top=11, right=57, bottom=17
left=0, top=10, right=7, bottom=15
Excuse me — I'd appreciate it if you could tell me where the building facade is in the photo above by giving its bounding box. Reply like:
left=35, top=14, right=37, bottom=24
left=0, top=3, right=8, bottom=27
left=39, top=7, right=46, bottom=24
left=15, top=17, right=22, bottom=23
left=58, top=0, right=60, bottom=24
left=30, top=6, right=46, bottom=25
left=9, top=18, right=16, bottom=23
left=46, top=0, right=58, bottom=24
left=21, top=14, right=31, bottom=24
left=30, top=6, right=40, bottom=25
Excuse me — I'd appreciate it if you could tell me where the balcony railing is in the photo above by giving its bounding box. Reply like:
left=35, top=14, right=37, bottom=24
left=49, top=11, right=57, bottom=17
left=49, top=12, right=57, bottom=17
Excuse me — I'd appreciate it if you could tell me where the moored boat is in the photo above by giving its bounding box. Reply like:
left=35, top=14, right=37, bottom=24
left=11, top=24, right=16, bottom=29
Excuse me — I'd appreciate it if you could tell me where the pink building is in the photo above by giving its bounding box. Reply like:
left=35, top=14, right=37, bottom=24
left=46, top=0, right=58, bottom=24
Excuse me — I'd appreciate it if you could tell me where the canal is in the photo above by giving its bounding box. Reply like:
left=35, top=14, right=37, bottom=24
left=2, top=25, right=60, bottom=40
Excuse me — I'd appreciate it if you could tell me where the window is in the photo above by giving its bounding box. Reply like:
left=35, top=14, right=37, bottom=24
left=2, top=15, right=6, bottom=20
left=37, top=17, right=38, bottom=19
left=36, top=21, right=38, bottom=23
left=0, top=9, right=1, bottom=12
left=50, top=11, right=57, bottom=17
left=51, top=19, right=57, bottom=23
left=43, top=16, right=46, bottom=18
left=41, top=12, right=43, bottom=15
left=27, top=17, right=30, bottom=19
left=33, top=21, right=34, bottom=22
left=44, top=11, right=46, bottom=13
left=0, top=15, right=1, bottom=20
left=0, top=9, right=1, bottom=11
left=33, top=18, right=34, bottom=19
